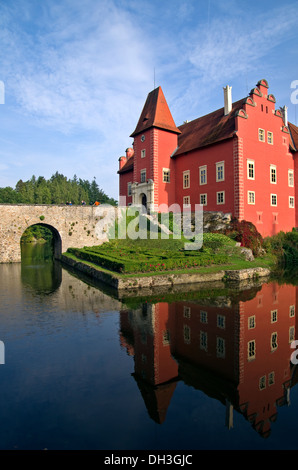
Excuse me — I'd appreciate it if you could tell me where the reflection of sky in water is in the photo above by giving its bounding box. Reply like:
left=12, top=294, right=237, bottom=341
left=0, top=261, right=297, bottom=450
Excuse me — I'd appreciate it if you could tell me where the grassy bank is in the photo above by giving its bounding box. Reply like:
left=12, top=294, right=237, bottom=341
left=65, top=232, right=276, bottom=278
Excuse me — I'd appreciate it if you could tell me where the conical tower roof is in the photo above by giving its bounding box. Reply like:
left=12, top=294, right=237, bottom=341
left=130, top=86, right=181, bottom=137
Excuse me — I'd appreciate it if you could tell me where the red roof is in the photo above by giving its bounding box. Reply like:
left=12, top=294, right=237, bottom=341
left=288, top=122, right=298, bottom=152
left=130, top=87, right=181, bottom=137
left=173, top=99, right=245, bottom=157
left=117, top=156, right=134, bottom=174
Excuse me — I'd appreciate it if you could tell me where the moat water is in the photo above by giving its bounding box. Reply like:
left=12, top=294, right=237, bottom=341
left=0, top=242, right=297, bottom=450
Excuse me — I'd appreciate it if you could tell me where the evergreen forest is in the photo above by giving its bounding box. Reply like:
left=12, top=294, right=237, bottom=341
left=0, top=172, right=117, bottom=206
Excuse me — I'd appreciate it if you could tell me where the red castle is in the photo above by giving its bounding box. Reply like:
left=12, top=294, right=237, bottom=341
left=118, top=79, right=298, bottom=237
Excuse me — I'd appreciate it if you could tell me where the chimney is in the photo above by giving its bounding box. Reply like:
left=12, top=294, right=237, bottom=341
left=282, top=105, right=288, bottom=127
left=223, top=85, right=232, bottom=115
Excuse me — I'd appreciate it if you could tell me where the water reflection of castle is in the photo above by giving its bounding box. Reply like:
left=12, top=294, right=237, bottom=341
left=120, top=282, right=298, bottom=438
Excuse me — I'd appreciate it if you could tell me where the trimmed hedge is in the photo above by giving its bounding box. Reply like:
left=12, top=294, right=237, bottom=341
left=67, top=246, right=229, bottom=274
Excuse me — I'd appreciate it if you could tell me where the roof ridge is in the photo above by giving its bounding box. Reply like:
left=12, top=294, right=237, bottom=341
left=178, top=97, right=245, bottom=129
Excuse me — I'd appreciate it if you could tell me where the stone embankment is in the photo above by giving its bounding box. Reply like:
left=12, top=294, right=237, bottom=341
left=61, top=254, right=271, bottom=292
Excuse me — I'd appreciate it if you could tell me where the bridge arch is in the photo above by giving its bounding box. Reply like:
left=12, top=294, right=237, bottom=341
left=21, top=223, right=62, bottom=260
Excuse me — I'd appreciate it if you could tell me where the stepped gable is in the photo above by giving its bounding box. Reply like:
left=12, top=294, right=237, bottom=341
left=130, top=86, right=181, bottom=138
left=173, top=98, right=245, bottom=157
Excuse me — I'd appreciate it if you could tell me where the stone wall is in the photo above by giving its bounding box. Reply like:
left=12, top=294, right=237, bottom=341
left=61, top=253, right=271, bottom=294
left=0, top=204, right=117, bottom=263
left=202, top=211, right=232, bottom=232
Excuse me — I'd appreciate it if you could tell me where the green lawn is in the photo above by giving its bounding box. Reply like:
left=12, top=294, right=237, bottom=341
left=65, top=232, right=276, bottom=277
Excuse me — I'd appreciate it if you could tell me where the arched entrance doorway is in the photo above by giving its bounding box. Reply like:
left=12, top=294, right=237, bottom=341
left=140, top=193, right=147, bottom=213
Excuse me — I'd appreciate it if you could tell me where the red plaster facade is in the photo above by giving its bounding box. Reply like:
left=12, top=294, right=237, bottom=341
left=118, top=79, right=298, bottom=237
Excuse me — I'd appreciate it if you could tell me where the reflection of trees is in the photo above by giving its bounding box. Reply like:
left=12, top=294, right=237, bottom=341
left=21, top=242, right=62, bottom=294
left=120, top=282, right=298, bottom=438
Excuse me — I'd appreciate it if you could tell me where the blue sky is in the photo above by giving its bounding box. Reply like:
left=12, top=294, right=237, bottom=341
left=0, top=0, right=297, bottom=200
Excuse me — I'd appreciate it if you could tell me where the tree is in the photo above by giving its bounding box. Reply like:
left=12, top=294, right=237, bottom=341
left=0, top=172, right=117, bottom=205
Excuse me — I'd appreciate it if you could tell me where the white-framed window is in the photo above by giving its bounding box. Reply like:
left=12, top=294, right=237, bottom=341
left=290, top=305, right=295, bottom=317
left=183, top=196, right=190, bottom=206
left=183, top=170, right=190, bottom=189
left=163, top=168, right=170, bottom=183
left=259, top=376, right=266, bottom=390
left=271, top=194, right=277, bottom=206
left=140, top=169, right=146, bottom=183
left=141, top=149, right=146, bottom=158
left=268, top=372, right=275, bottom=386
left=259, top=128, right=265, bottom=142
left=217, top=315, right=225, bottom=329
left=248, top=340, right=256, bottom=360
left=271, top=332, right=278, bottom=351
left=267, top=131, right=273, bottom=144
left=270, top=165, right=277, bottom=184
left=247, top=160, right=255, bottom=180
left=183, top=325, right=191, bottom=344
left=288, top=169, right=294, bottom=187
left=162, top=330, right=170, bottom=345
left=183, top=306, right=191, bottom=318
left=216, top=337, right=225, bottom=358
left=271, top=309, right=278, bottom=323
left=248, top=191, right=255, bottom=205
left=217, top=191, right=225, bottom=205
left=216, top=161, right=225, bottom=182
left=289, top=326, right=295, bottom=343
left=127, top=182, right=132, bottom=196
left=289, top=196, right=295, bottom=208
left=248, top=315, right=256, bottom=329
left=200, top=193, right=207, bottom=206
left=200, top=331, right=208, bottom=351
left=199, top=165, right=207, bottom=185
left=200, top=310, right=208, bottom=323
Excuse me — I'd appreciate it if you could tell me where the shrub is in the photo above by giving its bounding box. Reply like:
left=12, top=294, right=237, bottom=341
left=202, top=233, right=232, bottom=251
left=263, top=229, right=298, bottom=267
left=283, top=231, right=298, bottom=266
left=223, top=218, right=263, bottom=256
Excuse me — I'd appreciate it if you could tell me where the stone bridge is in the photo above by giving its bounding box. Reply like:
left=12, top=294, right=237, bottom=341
left=0, top=204, right=117, bottom=263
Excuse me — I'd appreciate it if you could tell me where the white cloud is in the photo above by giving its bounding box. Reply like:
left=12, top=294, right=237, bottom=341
left=0, top=0, right=297, bottom=198
left=0, top=0, right=154, bottom=136
left=187, top=5, right=298, bottom=83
